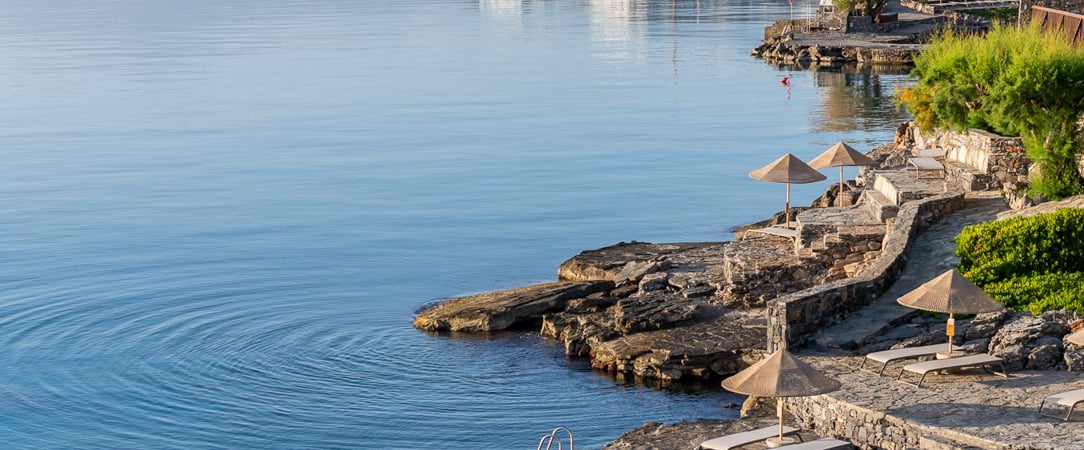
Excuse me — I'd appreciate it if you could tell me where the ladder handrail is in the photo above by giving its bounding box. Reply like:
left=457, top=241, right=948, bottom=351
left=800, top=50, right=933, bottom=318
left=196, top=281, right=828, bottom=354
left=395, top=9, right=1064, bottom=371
left=536, top=426, right=574, bottom=450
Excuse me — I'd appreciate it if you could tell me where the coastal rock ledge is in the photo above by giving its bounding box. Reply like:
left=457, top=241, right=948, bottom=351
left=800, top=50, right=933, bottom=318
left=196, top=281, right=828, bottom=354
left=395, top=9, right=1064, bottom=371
left=413, top=241, right=771, bottom=382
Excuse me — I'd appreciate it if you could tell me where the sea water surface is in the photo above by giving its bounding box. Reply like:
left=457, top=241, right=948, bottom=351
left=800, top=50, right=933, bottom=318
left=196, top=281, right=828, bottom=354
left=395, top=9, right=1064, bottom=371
left=0, top=0, right=910, bottom=448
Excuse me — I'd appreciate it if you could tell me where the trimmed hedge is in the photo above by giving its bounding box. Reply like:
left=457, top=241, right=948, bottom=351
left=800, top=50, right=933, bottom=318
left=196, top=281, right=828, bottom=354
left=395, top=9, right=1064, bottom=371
left=982, top=272, right=1084, bottom=315
left=955, top=208, right=1084, bottom=314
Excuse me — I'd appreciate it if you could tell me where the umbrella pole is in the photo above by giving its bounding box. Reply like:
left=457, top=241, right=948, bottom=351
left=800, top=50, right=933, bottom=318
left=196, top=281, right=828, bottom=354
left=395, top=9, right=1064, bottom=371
left=778, top=400, right=784, bottom=440
left=838, top=166, right=844, bottom=207
left=785, top=183, right=791, bottom=228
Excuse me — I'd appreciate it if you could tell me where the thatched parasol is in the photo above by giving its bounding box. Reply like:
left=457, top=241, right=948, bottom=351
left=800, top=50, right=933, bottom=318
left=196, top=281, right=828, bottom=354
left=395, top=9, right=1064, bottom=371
left=808, top=141, right=877, bottom=207
left=897, top=269, right=1006, bottom=354
left=749, top=153, right=827, bottom=228
left=722, top=349, right=841, bottom=445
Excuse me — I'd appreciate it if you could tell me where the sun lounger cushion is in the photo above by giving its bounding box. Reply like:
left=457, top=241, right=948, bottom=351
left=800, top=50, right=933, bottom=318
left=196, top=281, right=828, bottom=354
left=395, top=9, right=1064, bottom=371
left=699, top=425, right=800, bottom=450
left=908, top=157, right=944, bottom=172
left=861, top=344, right=964, bottom=376
left=777, top=438, right=853, bottom=449
left=1038, top=387, right=1084, bottom=421
left=897, top=353, right=1007, bottom=388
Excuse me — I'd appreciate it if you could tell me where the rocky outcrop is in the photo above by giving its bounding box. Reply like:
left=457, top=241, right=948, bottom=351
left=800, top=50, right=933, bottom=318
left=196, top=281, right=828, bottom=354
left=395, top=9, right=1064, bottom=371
left=541, top=291, right=730, bottom=357
left=750, top=36, right=919, bottom=65
left=589, top=313, right=768, bottom=382
left=412, top=281, right=613, bottom=332
left=989, top=311, right=1073, bottom=371
left=416, top=241, right=780, bottom=381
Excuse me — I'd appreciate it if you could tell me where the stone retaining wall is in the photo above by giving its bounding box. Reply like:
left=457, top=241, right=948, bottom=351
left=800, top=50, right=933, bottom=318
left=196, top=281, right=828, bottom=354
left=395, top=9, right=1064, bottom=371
left=785, top=395, right=997, bottom=450
left=913, top=127, right=1030, bottom=193
left=766, top=192, right=966, bottom=351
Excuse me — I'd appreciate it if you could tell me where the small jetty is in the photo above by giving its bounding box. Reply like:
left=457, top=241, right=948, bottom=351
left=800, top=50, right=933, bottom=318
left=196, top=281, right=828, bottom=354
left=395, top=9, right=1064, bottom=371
left=750, top=0, right=1010, bottom=66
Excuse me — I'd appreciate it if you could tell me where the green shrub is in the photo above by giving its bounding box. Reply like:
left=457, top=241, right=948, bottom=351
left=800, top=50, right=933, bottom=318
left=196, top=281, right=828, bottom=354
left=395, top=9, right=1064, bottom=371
left=982, top=272, right=1084, bottom=315
left=955, top=208, right=1084, bottom=314
left=955, top=208, right=1084, bottom=285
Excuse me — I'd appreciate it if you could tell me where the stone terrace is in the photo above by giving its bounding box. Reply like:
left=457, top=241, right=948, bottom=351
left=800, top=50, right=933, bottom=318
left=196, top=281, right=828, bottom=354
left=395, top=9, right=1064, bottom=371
left=790, top=354, right=1084, bottom=449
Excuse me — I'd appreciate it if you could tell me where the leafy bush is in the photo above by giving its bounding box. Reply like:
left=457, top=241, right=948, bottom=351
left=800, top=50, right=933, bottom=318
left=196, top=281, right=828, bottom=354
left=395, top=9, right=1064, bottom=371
left=982, top=272, right=1084, bottom=315
left=955, top=208, right=1084, bottom=314
left=956, top=208, right=1084, bottom=284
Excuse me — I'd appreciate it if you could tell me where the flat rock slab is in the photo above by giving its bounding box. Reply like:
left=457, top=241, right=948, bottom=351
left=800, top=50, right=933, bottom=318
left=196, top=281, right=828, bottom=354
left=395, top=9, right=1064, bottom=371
left=413, top=280, right=613, bottom=332
left=558, top=241, right=729, bottom=282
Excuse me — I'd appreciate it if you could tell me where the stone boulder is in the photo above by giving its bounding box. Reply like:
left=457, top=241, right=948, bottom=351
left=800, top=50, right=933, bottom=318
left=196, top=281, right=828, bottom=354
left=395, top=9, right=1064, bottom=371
left=961, top=309, right=1012, bottom=341
left=1064, top=340, right=1084, bottom=372
left=1064, top=318, right=1084, bottom=371
left=988, top=312, right=1071, bottom=371
left=636, top=270, right=671, bottom=292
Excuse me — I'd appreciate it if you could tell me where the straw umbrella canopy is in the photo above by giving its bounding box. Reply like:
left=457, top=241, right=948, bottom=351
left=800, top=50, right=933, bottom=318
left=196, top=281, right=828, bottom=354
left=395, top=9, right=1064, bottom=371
left=722, top=348, right=841, bottom=445
left=897, top=269, right=1007, bottom=354
left=808, top=141, right=877, bottom=207
left=749, top=153, right=827, bottom=228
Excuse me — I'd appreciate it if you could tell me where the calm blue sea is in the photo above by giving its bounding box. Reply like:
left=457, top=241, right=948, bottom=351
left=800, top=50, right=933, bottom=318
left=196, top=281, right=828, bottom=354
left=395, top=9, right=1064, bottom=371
left=0, top=0, right=909, bottom=448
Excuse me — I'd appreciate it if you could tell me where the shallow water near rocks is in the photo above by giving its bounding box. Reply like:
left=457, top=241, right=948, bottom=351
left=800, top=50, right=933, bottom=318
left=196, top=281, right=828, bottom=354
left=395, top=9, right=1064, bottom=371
left=0, top=0, right=909, bottom=448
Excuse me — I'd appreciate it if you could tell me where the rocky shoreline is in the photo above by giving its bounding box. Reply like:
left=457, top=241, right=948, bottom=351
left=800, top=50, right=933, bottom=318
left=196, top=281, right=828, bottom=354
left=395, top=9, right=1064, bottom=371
left=414, top=241, right=773, bottom=382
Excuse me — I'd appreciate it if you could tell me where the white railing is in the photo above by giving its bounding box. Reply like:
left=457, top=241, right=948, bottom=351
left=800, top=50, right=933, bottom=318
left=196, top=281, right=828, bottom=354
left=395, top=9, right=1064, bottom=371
left=536, top=427, right=574, bottom=450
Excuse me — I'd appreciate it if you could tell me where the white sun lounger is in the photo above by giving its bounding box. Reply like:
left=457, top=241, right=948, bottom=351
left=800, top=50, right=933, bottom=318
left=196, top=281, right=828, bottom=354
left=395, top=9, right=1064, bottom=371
left=914, top=148, right=946, bottom=158
left=908, top=157, right=944, bottom=177
left=699, top=425, right=800, bottom=450
left=777, top=438, right=853, bottom=449
left=741, top=227, right=800, bottom=256
left=1038, top=387, right=1084, bottom=421
left=897, top=353, right=1008, bottom=388
left=860, top=344, right=965, bottom=376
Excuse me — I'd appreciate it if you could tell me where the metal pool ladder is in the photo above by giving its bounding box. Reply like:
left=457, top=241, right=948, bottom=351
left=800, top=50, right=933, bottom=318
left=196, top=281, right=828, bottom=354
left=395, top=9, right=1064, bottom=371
left=536, top=426, right=574, bottom=450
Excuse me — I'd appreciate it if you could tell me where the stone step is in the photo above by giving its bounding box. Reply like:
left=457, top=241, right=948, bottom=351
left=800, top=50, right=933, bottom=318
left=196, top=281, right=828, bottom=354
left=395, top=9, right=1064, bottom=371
left=870, top=170, right=954, bottom=207
left=860, top=187, right=899, bottom=223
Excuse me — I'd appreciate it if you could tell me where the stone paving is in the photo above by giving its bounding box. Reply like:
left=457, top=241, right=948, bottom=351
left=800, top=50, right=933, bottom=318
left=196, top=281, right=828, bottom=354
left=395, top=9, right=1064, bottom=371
left=812, top=190, right=1008, bottom=351
left=801, top=354, right=1084, bottom=449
